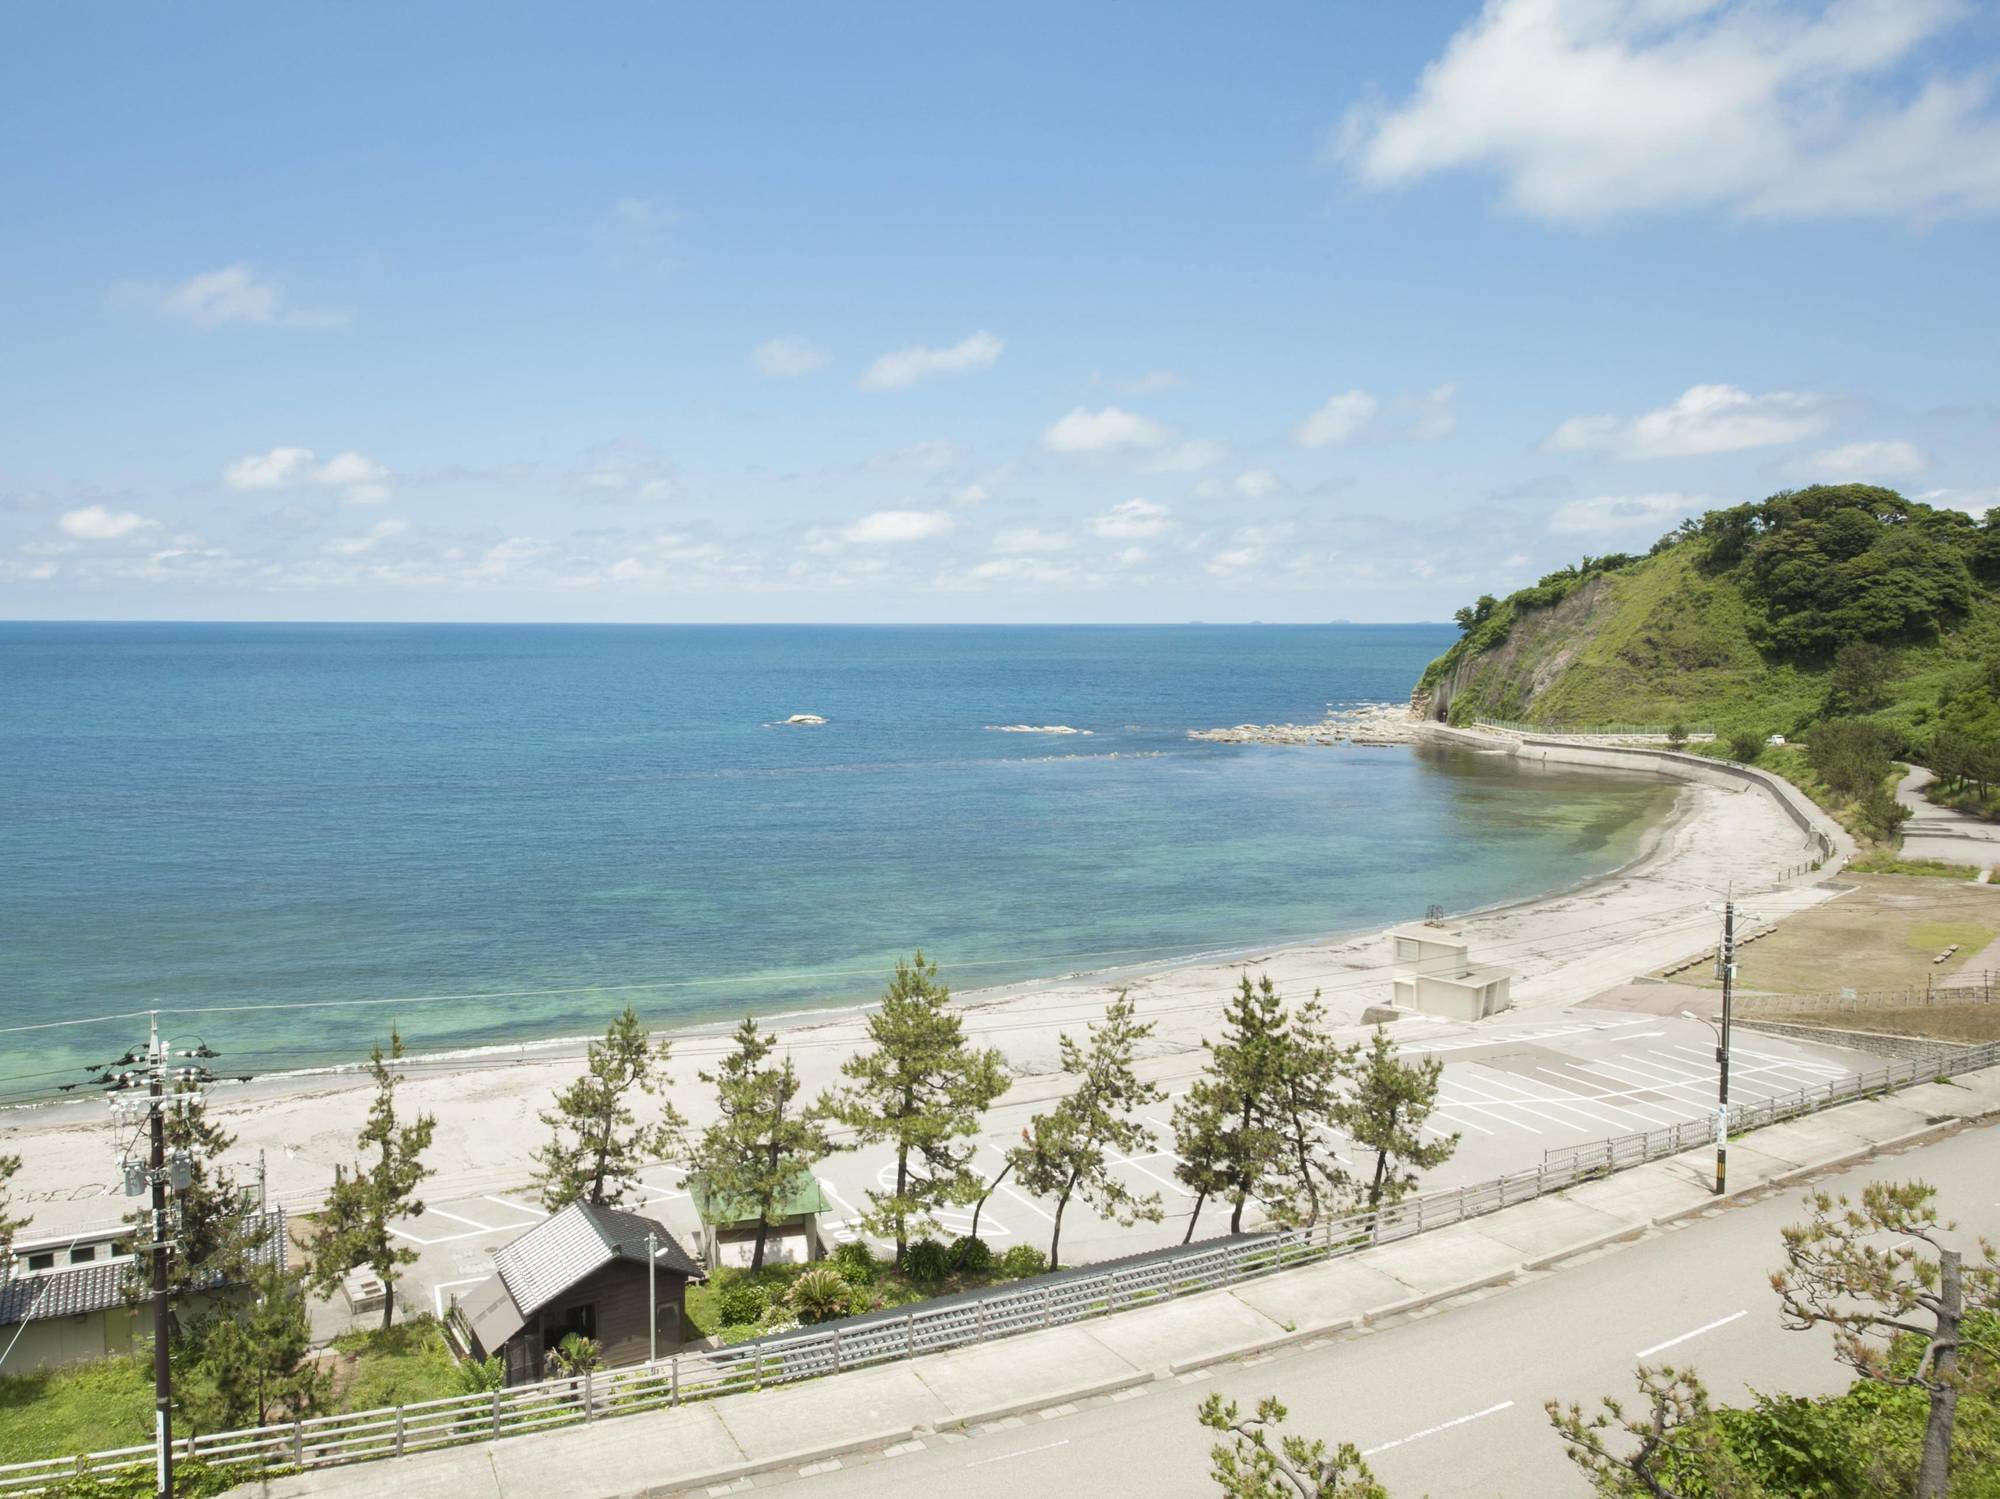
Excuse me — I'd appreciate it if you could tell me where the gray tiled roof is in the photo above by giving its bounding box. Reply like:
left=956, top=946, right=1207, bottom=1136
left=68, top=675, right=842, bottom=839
left=0, top=1210, right=287, bottom=1328
left=493, top=1202, right=700, bottom=1319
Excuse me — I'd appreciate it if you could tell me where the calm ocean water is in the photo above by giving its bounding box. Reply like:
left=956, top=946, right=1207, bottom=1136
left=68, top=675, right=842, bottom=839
left=0, top=623, right=1674, bottom=1091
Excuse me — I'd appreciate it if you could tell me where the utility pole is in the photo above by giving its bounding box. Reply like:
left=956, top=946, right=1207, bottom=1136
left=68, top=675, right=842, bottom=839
left=99, top=1013, right=218, bottom=1499
left=645, top=1231, right=659, bottom=1365
left=1714, top=900, right=1735, bottom=1196
left=148, top=1015, right=172, bottom=1499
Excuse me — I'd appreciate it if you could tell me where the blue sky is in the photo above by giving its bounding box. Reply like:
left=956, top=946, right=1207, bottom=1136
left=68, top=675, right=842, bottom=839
left=4, top=0, right=1998, bottom=623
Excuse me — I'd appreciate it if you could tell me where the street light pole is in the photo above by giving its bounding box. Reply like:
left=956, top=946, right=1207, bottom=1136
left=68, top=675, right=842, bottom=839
left=645, top=1231, right=658, bottom=1366
left=1714, top=900, right=1735, bottom=1196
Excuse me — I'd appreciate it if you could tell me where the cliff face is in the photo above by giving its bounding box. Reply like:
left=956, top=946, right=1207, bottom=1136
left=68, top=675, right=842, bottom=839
left=1413, top=574, right=1612, bottom=723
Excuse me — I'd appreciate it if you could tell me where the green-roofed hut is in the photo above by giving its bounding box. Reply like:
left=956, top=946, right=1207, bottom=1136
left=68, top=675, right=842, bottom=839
left=685, top=1169, right=831, bottom=1270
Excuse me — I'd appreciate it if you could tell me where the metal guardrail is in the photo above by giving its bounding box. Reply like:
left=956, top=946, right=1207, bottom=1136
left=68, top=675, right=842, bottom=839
left=10, top=1037, right=1997, bottom=1494
left=1542, top=1040, right=2000, bottom=1178
left=1475, top=718, right=1717, bottom=740
left=1740, top=982, right=2000, bottom=1014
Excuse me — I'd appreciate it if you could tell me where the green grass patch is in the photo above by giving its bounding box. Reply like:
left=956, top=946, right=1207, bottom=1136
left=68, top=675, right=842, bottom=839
left=328, top=1317, right=476, bottom=1411
left=1847, top=854, right=1984, bottom=879
left=0, top=1357, right=153, bottom=1464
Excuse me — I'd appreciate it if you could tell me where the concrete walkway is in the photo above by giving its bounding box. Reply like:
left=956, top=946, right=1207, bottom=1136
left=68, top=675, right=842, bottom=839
left=248, top=1063, right=2000, bottom=1499
left=1897, top=765, right=2000, bottom=872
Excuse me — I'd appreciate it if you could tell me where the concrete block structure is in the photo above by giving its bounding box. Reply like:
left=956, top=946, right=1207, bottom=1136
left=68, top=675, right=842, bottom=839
left=1386, top=924, right=1514, bottom=1021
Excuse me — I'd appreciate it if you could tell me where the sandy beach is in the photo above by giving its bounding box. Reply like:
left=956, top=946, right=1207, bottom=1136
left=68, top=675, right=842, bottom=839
left=0, top=731, right=1836, bottom=1237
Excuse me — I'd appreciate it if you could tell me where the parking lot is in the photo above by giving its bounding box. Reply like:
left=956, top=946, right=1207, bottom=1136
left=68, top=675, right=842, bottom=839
left=385, top=1005, right=1862, bottom=1330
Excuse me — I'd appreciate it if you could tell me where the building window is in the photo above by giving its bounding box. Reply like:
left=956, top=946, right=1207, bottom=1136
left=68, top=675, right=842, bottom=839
left=26, top=1252, right=55, bottom=1272
left=70, top=1246, right=96, bottom=1265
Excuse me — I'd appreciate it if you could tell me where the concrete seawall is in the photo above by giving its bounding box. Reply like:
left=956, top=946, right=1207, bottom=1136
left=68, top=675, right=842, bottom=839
left=1423, top=724, right=1854, bottom=865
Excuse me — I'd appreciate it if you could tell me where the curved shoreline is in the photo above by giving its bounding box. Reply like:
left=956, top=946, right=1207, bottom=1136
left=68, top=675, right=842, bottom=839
left=0, top=726, right=1835, bottom=1233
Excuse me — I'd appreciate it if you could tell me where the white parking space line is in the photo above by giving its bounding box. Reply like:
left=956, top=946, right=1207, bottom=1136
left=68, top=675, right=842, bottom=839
left=1578, top=1056, right=1724, bottom=1106
left=1701, top=1042, right=1848, bottom=1078
left=1109, top=1151, right=1196, bottom=1198
left=1636, top=1049, right=1789, bottom=1098
left=1528, top=1067, right=1684, bottom=1129
left=1436, top=1090, right=1542, bottom=1134
left=482, top=1194, right=547, bottom=1220
left=1635, top=1309, right=1748, bottom=1359
left=1361, top=1400, right=1515, bottom=1457
left=431, top=1275, right=490, bottom=1320
left=1444, top=1075, right=1586, bottom=1133
left=1624, top=1052, right=1788, bottom=1101
left=389, top=1221, right=490, bottom=1247
left=1426, top=1107, right=1496, bottom=1137
left=426, top=1207, right=495, bottom=1232
left=1457, top=1068, right=1635, bottom=1133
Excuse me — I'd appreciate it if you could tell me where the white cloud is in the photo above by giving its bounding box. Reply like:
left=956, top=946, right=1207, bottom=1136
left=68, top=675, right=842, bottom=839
left=1113, top=370, right=1180, bottom=396
left=1295, top=390, right=1379, bottom=447
left=59, top=505, right=157, bottom=541
left=1547, top=492, right=1699, bottom=535
left=113, top=263, right=347, bottom=329
left=1547, top=384, right=1827, bottom=459
left=1146, top=438, right=1228, bottom=473
left=1407, top=383, right=1458, bottom=440
left=1206, top=545, right=1263, bottom=576
left=1233, top=469, right=1280, bottom=499
left=876, top=439, right=960, bottom=472
left=224, top=446, right=395, bottom=504
left=1088, top=499, right=1174, bottom=540
left=1340, top=0, right=2000, bottom=224
left=1917, top=486, right=2000, bottom=515
left=322, top=518, right=408, bottom=557
left=992, top=527, right=1074, bottom=554
left=1044, top=406, right=1170, bottom=454
left=861, top=331, right=1004, bottom=390
left=751, top=337, right=829, bottom=378
left=968, top=556, right=1081, bottom=585
left=842, top=509, right=958, bottom=544
left=1791, top=438, right=1928, bottom=480
left=951, top=483, right=990, bottom=508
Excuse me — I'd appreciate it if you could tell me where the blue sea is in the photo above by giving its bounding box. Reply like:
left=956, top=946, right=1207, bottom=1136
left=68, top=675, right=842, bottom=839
left=0, top=623, right=1674, bottom=1093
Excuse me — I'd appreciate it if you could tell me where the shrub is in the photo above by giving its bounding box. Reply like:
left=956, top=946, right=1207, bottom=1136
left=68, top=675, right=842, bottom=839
left=946, top=1236, right=993, bottom=1274
left=995, top=1245, right=1048, bottom=1279
left=830, top=1240, right=877, bottom=1286
left=788, top=1267, right=855, bottom=1325
left=1666, top=721, right=1688, bottom=748
left=715, top=1280, right=768, bottom=1326
left=903, top=1238, right=950, bottom=1285
left=1727, top=729, right=1765, bottom=763
left=545, top=1334, right=602, bottom=1377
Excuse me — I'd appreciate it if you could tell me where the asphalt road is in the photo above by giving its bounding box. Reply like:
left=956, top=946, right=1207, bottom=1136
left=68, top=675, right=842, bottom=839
left=741, top=1118, right=2000, bottom=1498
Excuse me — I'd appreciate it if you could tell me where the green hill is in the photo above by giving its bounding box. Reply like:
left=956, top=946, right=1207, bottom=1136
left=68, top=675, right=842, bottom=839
left=1416, top=485, right=2000, bottom=748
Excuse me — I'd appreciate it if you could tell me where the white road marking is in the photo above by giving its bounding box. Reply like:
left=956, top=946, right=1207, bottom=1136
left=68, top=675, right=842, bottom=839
left=1459, top=1067, right=1634, bottom=1133
left=1529, top=1067, right=1683, bottom=1129
left=966, top=1439, right=1070, bottom=1468
left=425, top=1206, right=495, bottom=1232
left=1635, top=1309, right=1748, bottom=1359
left=482, top=1194, right=547, bottom=1219
left=1445, top=1075, right=1584, bottom=1133
left=430, top=1275, right=490, bottom=1320
left=1361, top=1400, right=1514, bottom=1457
left=1108, top=1151, right=1196, bottom=1198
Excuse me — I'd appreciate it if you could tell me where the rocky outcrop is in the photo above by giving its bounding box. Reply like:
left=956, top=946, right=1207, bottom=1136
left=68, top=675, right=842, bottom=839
left=1417, top=574, right=1612, bottom=723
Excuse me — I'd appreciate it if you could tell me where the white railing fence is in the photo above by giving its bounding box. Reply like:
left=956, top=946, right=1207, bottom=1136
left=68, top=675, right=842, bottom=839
left=1542, top=1040, right=2000, bottom=1178
left=7, top=1038, right=1995, bottom=1494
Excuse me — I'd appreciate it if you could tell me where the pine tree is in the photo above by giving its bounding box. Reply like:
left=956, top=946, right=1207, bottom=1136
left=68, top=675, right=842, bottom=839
left=1008, top=993, right=1164, bottom=1270
left=308, top=1029, right=436, bottom=1330
left=532, top=1006, right=686, bottom=1212
left=1336, top=1027, right=1458, bottom=1210
left=0, top=1153, right=23, bottom=1253
left=825, top=953, right=1008, bottom=1267
left=1172, top=975, right=1291, bottom=1237
left=685, top=1017, right=838, bottom=1271
left=188, top=1263, right=330, bottom=1431
left=1272, top=995, right=1357, bottom=1227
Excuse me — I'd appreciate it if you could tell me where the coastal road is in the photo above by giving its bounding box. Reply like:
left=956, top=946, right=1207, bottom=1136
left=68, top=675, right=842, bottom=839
left=391, top=1006, right=1864, bottom=1319
left=733, top=1118, right=2000, bottom=1499
left=1897, top=765, right=2000, bottom=872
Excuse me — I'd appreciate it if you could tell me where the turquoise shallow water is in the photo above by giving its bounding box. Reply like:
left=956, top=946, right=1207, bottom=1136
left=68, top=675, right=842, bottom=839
left=0, top=623, right=1674, bottom=1091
